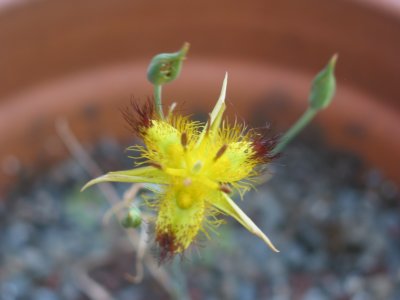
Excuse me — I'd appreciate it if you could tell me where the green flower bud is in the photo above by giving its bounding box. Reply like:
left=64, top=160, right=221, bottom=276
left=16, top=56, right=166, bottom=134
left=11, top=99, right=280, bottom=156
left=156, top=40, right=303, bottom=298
left=309, top=54, right=338, bottom=110
left=121, top=206, right=142, bottom=228
left=147, top=42, right=190, bottom=85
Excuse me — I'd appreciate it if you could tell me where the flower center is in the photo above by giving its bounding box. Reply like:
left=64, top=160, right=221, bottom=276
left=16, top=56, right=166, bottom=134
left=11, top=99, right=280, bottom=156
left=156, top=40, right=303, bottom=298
left=176, top=189, right=194, bottom=209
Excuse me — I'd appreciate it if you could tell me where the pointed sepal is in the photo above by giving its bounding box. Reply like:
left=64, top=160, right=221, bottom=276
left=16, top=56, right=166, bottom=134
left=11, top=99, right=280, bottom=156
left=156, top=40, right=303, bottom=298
left=197, top=73, right=228, bottom=146
left=81, top=166, right=168, bottom=191
left=212, top=193, right=279, bottom=252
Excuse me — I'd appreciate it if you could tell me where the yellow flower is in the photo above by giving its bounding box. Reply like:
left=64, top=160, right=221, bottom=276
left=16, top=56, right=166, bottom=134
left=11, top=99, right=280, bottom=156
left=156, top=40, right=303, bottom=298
left=82, top=74, right=279, bottom=261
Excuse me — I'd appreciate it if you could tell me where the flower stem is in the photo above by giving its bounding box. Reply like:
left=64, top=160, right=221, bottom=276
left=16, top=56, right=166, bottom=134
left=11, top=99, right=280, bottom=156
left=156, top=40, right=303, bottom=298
left=154, top=84, right=164, bottom=119
left=272, top=55, right=337, bottom=156
left=272, top=107, right=317, bottom=155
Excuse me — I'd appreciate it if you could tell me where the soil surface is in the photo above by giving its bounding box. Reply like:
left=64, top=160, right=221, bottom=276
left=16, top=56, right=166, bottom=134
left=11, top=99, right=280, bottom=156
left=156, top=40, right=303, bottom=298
left=1, top=131, right=399, bottom=300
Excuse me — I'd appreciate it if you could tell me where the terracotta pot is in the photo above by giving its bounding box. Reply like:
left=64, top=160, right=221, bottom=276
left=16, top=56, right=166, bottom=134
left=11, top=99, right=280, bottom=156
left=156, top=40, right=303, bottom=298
left=1, top=0, right=400, bottom=195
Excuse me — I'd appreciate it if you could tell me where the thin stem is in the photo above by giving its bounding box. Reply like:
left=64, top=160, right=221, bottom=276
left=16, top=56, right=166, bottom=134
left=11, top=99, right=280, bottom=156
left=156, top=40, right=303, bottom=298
left=154, top=84, right=164, bottom=119
left=272, top=107, right=317, bottom=155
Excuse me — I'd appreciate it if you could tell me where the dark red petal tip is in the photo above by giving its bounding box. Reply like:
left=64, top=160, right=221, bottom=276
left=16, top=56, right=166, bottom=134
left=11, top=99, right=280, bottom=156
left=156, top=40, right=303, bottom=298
left=156, top=228, right=182, bottom=264
left=121, top=97, right=155, bottom=136
left=252, top=134, right=281, bottom=162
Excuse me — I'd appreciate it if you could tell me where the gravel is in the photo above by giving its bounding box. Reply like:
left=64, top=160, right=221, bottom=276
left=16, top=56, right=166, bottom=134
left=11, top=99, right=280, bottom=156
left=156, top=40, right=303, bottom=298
left=1, top=133, right=399, bottom=300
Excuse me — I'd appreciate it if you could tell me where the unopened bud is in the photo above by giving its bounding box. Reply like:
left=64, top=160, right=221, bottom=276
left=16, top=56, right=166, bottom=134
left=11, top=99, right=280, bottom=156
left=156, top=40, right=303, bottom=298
left=309, top=54, right=338, bottom=110
left=147, top=42, right=190, bottom=85
left=121, top=206, right=142, bottom=228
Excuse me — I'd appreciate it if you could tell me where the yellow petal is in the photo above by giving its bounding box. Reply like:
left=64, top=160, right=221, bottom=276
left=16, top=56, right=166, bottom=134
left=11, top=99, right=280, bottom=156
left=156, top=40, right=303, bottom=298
left=212, top=193, right=279, bottom=252
left=209, top=140, right=256, bottom=183
left=81, top=166, right=168, bottom=191
left=156, top=185, right=206, bottom=259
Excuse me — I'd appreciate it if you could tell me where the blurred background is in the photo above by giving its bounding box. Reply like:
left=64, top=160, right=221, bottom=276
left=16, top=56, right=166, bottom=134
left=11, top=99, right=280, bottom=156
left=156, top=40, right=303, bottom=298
left=1, top=0, right=400, bottom=299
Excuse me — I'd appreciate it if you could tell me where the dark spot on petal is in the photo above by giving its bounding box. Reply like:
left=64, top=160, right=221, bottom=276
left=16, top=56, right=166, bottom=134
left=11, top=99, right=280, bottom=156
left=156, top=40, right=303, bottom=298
left=214, top=144, right=228, bottom=161
left=220, top=184, right=232, bottom=194
left=181, top=132, right=188, bottom=149
left=148, top=161, right=163, bottom=170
